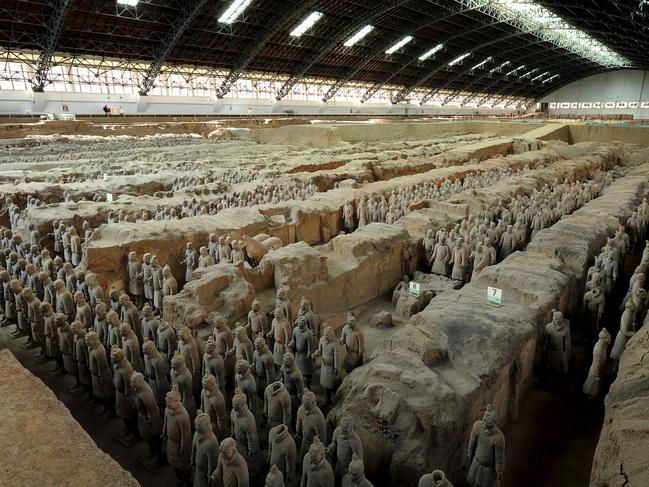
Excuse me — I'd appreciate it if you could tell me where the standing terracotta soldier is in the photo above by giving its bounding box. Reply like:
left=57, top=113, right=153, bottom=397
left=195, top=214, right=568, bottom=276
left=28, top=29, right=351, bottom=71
left=264, top=381, right=292, bottom=430
left=343, top=201, right=355, bottom=233
left=265, top=465, right=285, bottom=487
left=183, top=242, right=199, bottom=283
left=74, top=291, right=93, bottom=330
left=54, top=279, right=75, bottom=323
left=328, top=416, right=364, bottom=481
left=58, top=315, right=77, bottom=376
left=70, top=321, right=91, bottom=396
left=340, top=314, right=363, bottom=373
left=268, top=424, right=297, bottom=486
left=301, top=437, right=334, bottom=487
left=201, top=373, right=229, bottom=441
left=541, top=310, right=571, bottom=377
left=210, top=437, right=249, bottom=487
left=213, top=318, right=235, bottom=387
left=120, top=323, right=144, bottom=373
left=450, top=238, right=466, bottom=282
left=142, top=338, right=170, bottom=408
left=86, top=274, right=105, bottom=310
left=24, top=287, right=46, bottom=360
left=296, top=390, right=327, bottom=459
left=342, top=454, right=375, bottom=487
left=230, top=390, right=259, bottom=474
left=69, top=227, right=81, bottom=266
left=141, top=304, right=160, bottom=343
left=313, top=326, right=340, bottom=406
left=247, top=300, right=269, bottom=337
left=157, top=321, right=178, bottom=371
left=290, top=316, right=315, bottom=388
left=253, top=336, right=277, bottom=397
left=43, top=302, right=62, bottom=369
left=170, top=352, right=197, bottom=424
left=142, top=253, right=153, bottom=306
left=127, top=251, right=144, bottom=307
left=583, top=328, right=612, bottom=398
left=280, top=352, right=304, bottom=427
left=203, top=338, right=226, bottom=394
left=94, top=302, right=109, bottom=346
left=131, top=372, right=163, bottom=467
left=430, top=236, right=450, bottom=277
left=151, top=255, right=164, bottom=311
left=163, top=386, right=192, bottom=486
left=111, top=346, right=138, bottom=445
left=235, top=359, right=260, bottom=422
left=86, top=331, right=114, bottom=414
left=192, top=412, right=219, bottom=487
left=178, top=326, right=202, bottom=395
left=466, top=405, right=505, bottom=487
left=418, top=470, right=453, bottom=487
left=269, top=307, right=292, bottom=369
left=163, top=264, right=178, bottom=298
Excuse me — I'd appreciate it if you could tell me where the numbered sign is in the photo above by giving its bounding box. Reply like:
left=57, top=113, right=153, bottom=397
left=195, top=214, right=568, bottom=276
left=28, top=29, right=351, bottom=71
left=409, top=281, right=421, bottom=297
left=487, top=286, right=502, bottom=306
left=106, top=193, right=114, bottom=204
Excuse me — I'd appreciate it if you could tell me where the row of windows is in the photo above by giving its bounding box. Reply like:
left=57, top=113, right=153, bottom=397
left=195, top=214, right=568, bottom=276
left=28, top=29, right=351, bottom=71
left=548, top=101, right=649, bottom=109
left=0, top=57, right=530, bottom=108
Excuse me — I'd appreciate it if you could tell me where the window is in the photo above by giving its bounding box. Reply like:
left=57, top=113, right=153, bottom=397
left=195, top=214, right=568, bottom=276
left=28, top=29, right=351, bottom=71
left=559, top=102, right=570, bottom=108
left=580, top=102, right=592, bottom=109
left=570, top=102, right=578, bottom=109
left=604, top=102, right=615, bottom=108
left=629, top=101, right=639, bottom=108
left=593, top=102, right=601, bottom=108
left=616, top=101, right=627, bottom=108
left=641, top=101, right=649, bottom=109
left=549, top=102, right=557, bottom=108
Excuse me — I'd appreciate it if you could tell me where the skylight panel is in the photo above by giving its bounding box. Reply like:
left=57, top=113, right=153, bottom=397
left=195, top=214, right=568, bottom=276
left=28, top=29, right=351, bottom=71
left=489, top=60, right=510, bottom=73
left=520, top=68, right=539, bottom=78
left=448, top=53, right=471, bottom=66
left=418, top=44, right=444, bottom=61
left=471, top=56, right=493, bottom=70
left=460, top=0, right=632, bottom=67
left=117, top=0, right=139, bottom=6
left=543, top=74, right=560, bottom=84
left=385, top=36, right=413, bottom=55
left=530, top=71, right=550, bottom=82
left=505, top=64, right=525, bottom=76
left=344, top=25, right=374, bottom=47
left=289, top=11, right=323, bottom=38
left=218, top=0, right=253, bottom=24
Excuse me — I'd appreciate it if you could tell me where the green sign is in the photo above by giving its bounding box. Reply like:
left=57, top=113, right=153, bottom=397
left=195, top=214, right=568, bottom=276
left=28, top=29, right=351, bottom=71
left=487, top=286, right=502, bottom=306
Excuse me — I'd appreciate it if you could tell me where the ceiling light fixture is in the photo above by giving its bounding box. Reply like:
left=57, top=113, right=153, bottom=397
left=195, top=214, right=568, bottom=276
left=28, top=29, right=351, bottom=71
left=448, top=52, right=471, bottom=66
left=218, top=0, right=253, bottom=24
left=289, top=11, right=323, bottom=38
left=385, top=35, right=414, bottom=55
left=344, top=25, right=374, bottom=47
left=418, top=43, right=444, bottom=61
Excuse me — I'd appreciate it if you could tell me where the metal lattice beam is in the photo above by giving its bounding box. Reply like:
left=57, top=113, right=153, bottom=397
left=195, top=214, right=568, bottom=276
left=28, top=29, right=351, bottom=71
left=215, top=0, right=319, bottom=98
left=32, top=0, right=72, bottom=92
left=139, top=0, right=209, bottom=95
left=274, top=0, right=410, bottom=101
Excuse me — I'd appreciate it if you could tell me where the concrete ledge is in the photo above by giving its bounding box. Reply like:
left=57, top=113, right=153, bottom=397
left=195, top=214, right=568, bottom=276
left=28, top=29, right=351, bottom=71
left=0, top=349, right=138, bottom=486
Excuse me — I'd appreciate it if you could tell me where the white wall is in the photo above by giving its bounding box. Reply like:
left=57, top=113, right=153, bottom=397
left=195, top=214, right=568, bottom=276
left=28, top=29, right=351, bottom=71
left=539, top=69, right=649, bottom=119
left=0, top=90, right=520, bottom=117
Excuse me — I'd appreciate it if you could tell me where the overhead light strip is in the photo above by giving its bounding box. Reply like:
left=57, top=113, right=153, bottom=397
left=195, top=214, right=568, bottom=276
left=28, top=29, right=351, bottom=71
left=471, top=56, right=493, bottom=70
left=505, top=64, right=525, bottom=76
left=344, top=25, right=374, bottom=47
left=489, top=60, right=510, bottom=73
left=543, top=74, right=560, bottom=84
left=459, top=0, right=632, bottom=67
left=448, top=52, right=471, bottom=66
left=418, top=43, right=444, bottom=61
left=385, top=35, right=414, bottom=55
left=218, top=0, right=253, bottom=24
left=530, top=71, right=550, bottom=82
left=117, top=0, right=139, bottom=6
left=289, top=11, right=323, bottom=38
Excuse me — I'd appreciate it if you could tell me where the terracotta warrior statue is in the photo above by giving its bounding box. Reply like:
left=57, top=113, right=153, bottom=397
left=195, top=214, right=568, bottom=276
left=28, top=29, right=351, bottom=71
left=247, top=299, right=269, bottom=337
left=280, top=352, right=304, bottom=427
left=265, top=465, right=285, bottom=487
left=269, top=306, right=292, bottom=369
left=210, top=437, right=249, bottom=487
left=301, top=436, right=334, bottom=487
left=131, top=371, right=163, bottom=467
left=157, top=320, right=178, bottom=370
left=290, top=316, right=315, bottom=389
left=163, top=385, right=192, bottom=485
left=127, top=251, right=144, bottom=307
left=142, top=338, right=170, bottom=408
left=264, top=380, right=292, bottom=430
left=296, top=389, right=327, bottom=459
left=201, top=372, right=229, bottom=441
left=314, top=326, right=340, bottom=405
left=170, top=351, right=197, bottom=424
left=583, top=328, right=612, bottom=398
left=418, top=470, right=453, bottom=487
left=111, top=346, right=138, bottom=446
left=541, top=310, right=571, bottom=377
left=328, top=415, right=363, bottom=481
left=268, top=423, right=296, bottom=486
left=230, top=389, right=259, bottom=473
left=86, top=331, right=113, bottom=414
left=253, top=336, right=277, bottom=396
left=342, top=454, right=375, bottom=487
left=192, top=412, right=219, bottom=487
left=466, top=405, right=505, bottom=487
left=340, top=313, right=363, bottom=373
